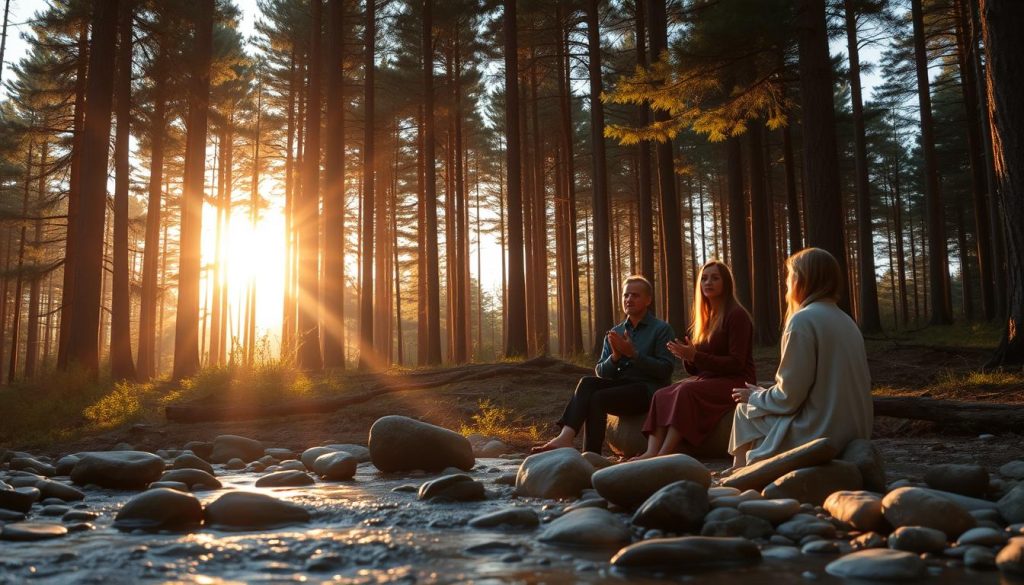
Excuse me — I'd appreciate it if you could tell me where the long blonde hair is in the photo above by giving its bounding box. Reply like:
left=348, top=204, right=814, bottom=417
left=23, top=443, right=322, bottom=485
left=690, top=260, right=748, bottom=345
left=785, top=247, right=843, bottom=324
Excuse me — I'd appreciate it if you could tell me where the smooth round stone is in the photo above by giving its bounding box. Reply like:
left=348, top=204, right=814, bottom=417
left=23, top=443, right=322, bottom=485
left=708, top=486, right=742, bottom=499
left=998, top=484, right=1024, bottom=524
left=148, top=481, right=189, bottom=492
left=211, top=435, right=265, bottom=464
left=514, top=448, right=594, bottom=500
left=839, top=439, right=887, bottom=493
left=62, top=510, right=99, bottom=522
left=160, top=469, right=222, bottom=490
left=882, top=487, right=976, bottom=539
left=172, top=453, right=215, bottom=475
left=254, top=470, right=315, bottom=488
left=632, top=480, right=708, bottom=533
left=997, top=537, right=1024, bottom=575
left=475, top=439, right=514, bottom=458
left=469, top=507, right=539, bottom=529
left=369, top=416, right=474, bottom=473
left=762, top=461, right=863, bottom=506
left=35, top=479, right=85, bottom=502
left=704, top=507, right=742, bottom=523
left=417, top=474, right=486, bottom=502
left=113, top=488, right=203, bottom=532
left=225, top=458, right=246, bottom=470
left=0, top=509, right=26, bottom=522
left=0, top=488, right=35, bottom=513
left=964, top=546, right=997, bottom=570
left=182, top=441, right=213, bottom=461
left=312, top=452, right=357, bottom=481
left=264, top=448, right=296, bottom=461
left=537, top=508, right=631, bottom=547
left=824, top=490, right=885, bottom=532
left=611, top=536, right=762, bottom=569
left=580, top=451, right=613, bottom=470
left=958, top=526, right=1009, bottom=547
left=204, top=491, right=310, bottom=530
left=738, top=498, right=800, bottom=524
left=850, top=531, right=887, bottom=550
left=888, top=526, right=948, bottom=553
left=592, top=454, right=710, bottom=510
left=55, top=455, right=81, bottom=476
left=826, top=549, right=926, bottom=580
left=0, top=522, right=68, bottom=541
left=278, top=460, right=307, bottom=472
left=564, top=498, right=607, bottom=512
left=494, top=472, right=517, bottom=486
left=39, top=505, right=71, bottom=517
left=924, top=464, right=990, bottom=498
left=711, top=489, right=763, bottom=509
left=762, top=546, right=802, bottom=561
left=1000, top=461, right=1024, bottom=480
left=301, top=447, right=336, bottom=470
left=777, top=514, right=837, bottom=541
left=802, top=540, right=840, bottom=554
left=10, top=457, right=57, bottom=477
left=70, top=451, right=166, bottom=490
left=65, top=522, right=94, bottom=533
left=701, top=514, right=774, bottom=539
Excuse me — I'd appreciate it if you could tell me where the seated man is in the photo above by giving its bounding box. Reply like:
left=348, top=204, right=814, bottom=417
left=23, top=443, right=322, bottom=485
left=531, top=275, right=675, bottom=455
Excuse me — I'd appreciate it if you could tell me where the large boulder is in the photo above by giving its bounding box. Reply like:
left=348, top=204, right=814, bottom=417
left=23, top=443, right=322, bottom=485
left=592, top=454, right=710, bottom=510
left=211, top=435, right=265, bottom=464
left=823, top=490, right=886, bottom=532
left=113, top=488, right=203, bottom=532
left=631, top=480, right=708, bottom=533
left=839, top=439, right=887, bottom=493
left=606, top=412, right=732, bottom=459
left=368, top=416, right=474, bottom=473
left=514, top=448, right=594, bottom=499
left=537, top=508, right=631, bottom=547
left=204, top=492, right=310, bottom=530
left=762, top=460, right=863, bottom=505
left=881, top=487, right=975, bottom=539
left=923, top=464, right=989, bottom=498
left=611, top=536, right=761, bottom=569
left=721, top=438, right=837, bottom=492
left=70, top=451, right=165, bottom=490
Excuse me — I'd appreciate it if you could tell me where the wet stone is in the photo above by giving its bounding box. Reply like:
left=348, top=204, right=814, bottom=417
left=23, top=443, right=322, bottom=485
left=264, top=448, right=296, bottom=461
left=964, top=546, right=997, bottom=570
left=62, top=510, right=98, bottom=522
left=312, top=452, right=357, bottom=481
left=392, top=484, right=419, bottom=493
left=711, top=489, right=764, bottom=508
left=824, top=490, right=886, bottom=533
left=63, top=521, right=92, bottom=532
left=802, top=540, right=840, bottom=554
left=701, top=514, right=774, bottom=539
left=204, top=491, right=310, bottom=530
left=468, top=507, right=539, bottom=529
left=850, top=531, right=887, bottom=550
left=825, top=548, right=926, bottom=581
left=113, top=488, right=203, bottom=532
left=631, top=480, right=708, bottom=533
left=997, top=537, right=1024, bottom=575
left=254, top=470, right=315, bottom=488
left=592, top=454, right=710, bottom=510
left=998, top=484, right=1024, bottom=524
left=211, top=435, right=265, bottom=464
left=708, top=486, right=742, bottom=499
left=762, top=460, right=863, bottom=506
left=882, top=487, right=976, bottom=539
left=70, top=451, right=166, bottom=490
left=160, top=468, right=222, bottom=490
left=369, top=416, right=475, bottom=473
left=226, top=458, right=246, bottom=470
left=417, top=474, right=486, bottom=502
left=957, top=526, right=1009, bottom=547
left=55, top=454, right=81, bottom=476
left=148, top=481, right=189, bottom=492
left=538, top=508, right=631, bottom=547
left=0, top=522, right=68, bottom=541
left=611, top=536, right=762, bottom=569
left=704, top=507, right=742, bottom=523
left=278, top=460, right=307, bottom=472
left=999, top=460, right=1024, bottom=480
left=35, top=479, right=85, bottom=502
left=0, top=487, right=35, bottom=513
left=839, top=439, right=887, bottom=493
left=0, top=509, right=26, bottom=522
left=564, top=498, right=607, bottom=512
left=777, top=514, right=837, bottom=541
left=721, top=438, right=837, bottom=492
left=924, top=464, right=990, bottom=498
left=738, top=498, right=800, bottom=524
left=10, top=457, right=57, bottom=477
left=888, top=526, right=948, bottom=553
left=514, top=448, right=594, bottom=500
left=39, top=504, right=71, bottom=516
left=171, top=453, right=215, bottom=475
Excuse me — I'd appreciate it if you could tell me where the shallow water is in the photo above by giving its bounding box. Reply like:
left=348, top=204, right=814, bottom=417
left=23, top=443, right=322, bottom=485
left=0, top=459, right=1016, bottom=584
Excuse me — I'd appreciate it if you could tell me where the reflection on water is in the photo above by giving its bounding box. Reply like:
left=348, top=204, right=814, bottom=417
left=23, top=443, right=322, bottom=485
left=0, top=459, right=1015, bottom=584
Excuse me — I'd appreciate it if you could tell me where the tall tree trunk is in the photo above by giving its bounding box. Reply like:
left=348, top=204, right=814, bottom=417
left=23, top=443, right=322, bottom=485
left=634, top=0, right=655, bottom=284
left=0, top=0, right=10, bottom=86
left=844, top=0, right=882, bottom=333
left=172, top=0, right=214, bottom=380
left=323, top=0, right=346, bottom=368
left=726, top=138, right=751, bottom=308
left=358, top=0, right=376, bottom=369
left=9, top=144, right=32, bottom=382
left=957, top=206, right=975, bottom=319
left=503, top=0, right=527, bottom=358
left=647, top=0, right=686, bottom=336
left=247, top=74, right=263, bottom=365
left=557, top=10, right=583, bottom=355
left=796, top=0, right=851, bottom=310
left=281, top=51, right=299, bottom=356
left=911, top=0, right=953, bottom=325
left=452, top=35, right=468, bottom=363
left=65, top=0, right=119, bottom=375
left=782, top=124, right=802, bottom=255
left=24, top=144, right=47, bottom=378
left=298, top=0, right=323, bottom=371
left=586, top=0, right=613, bottom=357
left=748, top=125, right=779, bottom=344
left=209, top=134, right=225, bottom=366
left=980, top=0, right=1024, bottom=366
left=528, top=43, right=548, bottom=356
left=422, top=0, right=442, bottom=365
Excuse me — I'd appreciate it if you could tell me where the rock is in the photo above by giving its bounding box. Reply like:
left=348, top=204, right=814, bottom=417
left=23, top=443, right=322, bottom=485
left=368, top=416, right=474, bottom=472
left=704, top=507, right=742, bottom=523
left=226, top=458, right=246, bottom=470
left=254, top=470, right=315, bottom=488
left=825, top=549, right=925, bottom=580
left=839, top=439, right=887, bottom=493
left=701, top=514, right=774, bottom=539
left=850, top=532, right=887, bottom=550
left=918, top=487, right=998, bottom=512
left=69, top=451, right=165, bottom=490
left=709, top=486, right=741, bottom=498
left=313, top=452, right=357, bottom=481
left=1000, top=461, right=1024, bottom=480
left=802, top=540, right=840, bottom=554
left=10, top=456, right=57, bottom=477
left=55, top=455, right=80, bottom=476
left=882, top=487, right=976, bottom=539
left=475, top=440, right=513, bottom=458
left=998, top=484, right=1024, bottom=524
left=35, top=479, right=85, bottom=502
left=113, top=488, right=203, bottom=532
left=39, top=504, right=71, bottom=516
left=417, top=474, right=486, bottom=502
left=204, top=492, right=310, bottom=530
left=711, top=489, right=763, bottom=508
left=211, top=435, right=265, bottom=464
left=631, top=480, right=708, bottom=533
left=996, top=537, right=1024, bottom=575
left=924, top=464, right=990, bottom=498
left=264, top=448, right=296, bottom=460
left=964, top=546, right=996, bottom=570
left=62, top=510, right=98, bottom=522
left=737, top=498, right=800, bottom=524
left=0, top=509, right=25, bottom=522
left=565, top=498, right=607, bottom=512
left=514, top=448, right=594, bottom=500
left=762, top=461, right=863, bottom=506
left=721, top=438, right=838, bottom=492
left=581, top=452, right=613, bottom=470
left=469, top=507, right=539, bottom=529
left=148, top=481, right=189, bottom=492
left=300, top=447, right=337, bottom=471
left=172, top=454, right=215, bottom=475
left=0, top=487, right=35, bottom=513
left=182, top=441, right=213, bottom=461
left=0, top=522, right=68, bottom=541
left=494, top=472, right=517, bottom=486
left=278, top=460, right=308, bottom=472
left=777, top=514, right=837, bottom=541
left=824, top=491, right=886, bottom=532
left=958, top=527, right=1008, bottom=547
left=610, top=536, right=762, bottom=569
left=159, top=469, right=222, bottom=490
left=592, top=454, right=710, bottom=510
left=887, top=526, right=947, bottom=553
left=537, top=508, right=631, bottom=547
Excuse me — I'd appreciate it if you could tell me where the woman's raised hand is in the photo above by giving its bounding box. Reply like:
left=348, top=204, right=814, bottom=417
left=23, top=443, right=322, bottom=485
left=667, top=337, right=697, bottom=362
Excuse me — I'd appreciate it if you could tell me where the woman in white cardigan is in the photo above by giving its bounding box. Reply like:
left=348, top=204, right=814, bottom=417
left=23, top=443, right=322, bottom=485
left=729, top=247, right=872, bottom=468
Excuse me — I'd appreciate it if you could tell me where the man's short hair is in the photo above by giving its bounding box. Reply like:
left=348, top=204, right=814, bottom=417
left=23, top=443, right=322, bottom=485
left=622, top=274, right=654, bottom=298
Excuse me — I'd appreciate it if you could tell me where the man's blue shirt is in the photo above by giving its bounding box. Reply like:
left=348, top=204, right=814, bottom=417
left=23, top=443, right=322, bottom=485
left=595, top=311, right=676, bottom=396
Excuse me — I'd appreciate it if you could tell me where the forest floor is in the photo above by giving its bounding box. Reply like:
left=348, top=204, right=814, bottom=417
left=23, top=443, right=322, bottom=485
left=3, top=322, right=1023, bottom=483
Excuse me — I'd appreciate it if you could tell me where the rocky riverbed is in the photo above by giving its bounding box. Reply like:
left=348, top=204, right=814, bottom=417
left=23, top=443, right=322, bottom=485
left=2, top=416, right=1024, bottom=584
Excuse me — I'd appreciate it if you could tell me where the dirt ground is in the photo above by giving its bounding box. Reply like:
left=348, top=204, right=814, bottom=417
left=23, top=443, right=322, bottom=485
left=17, top=340, right=1024, bottom=484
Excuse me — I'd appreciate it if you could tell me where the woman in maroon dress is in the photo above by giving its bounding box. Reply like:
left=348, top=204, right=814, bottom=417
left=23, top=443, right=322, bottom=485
left=631, top=260, right=755, bottom=460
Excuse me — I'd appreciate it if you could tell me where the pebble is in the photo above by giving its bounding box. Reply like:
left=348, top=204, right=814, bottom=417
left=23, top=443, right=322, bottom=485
left=0, top=522, right=68, bottom=541
left=610, top=536, right=762, bottom=569
left=159, top=468, right=222, bottom=490
left=957, top=526, right=1009, bottom=547
left=171, top=453, right=215, bottom=475
left=996, top=537, right=1024, bottom=575
left=721, top=438, right=837, bottom=492
left=762, top=460, right=863, bottom=506
left=210, top=435, right=265, bottom=464
left=738, top=498, right=800, bottom=524
left=417, top=474, right=486, bottom=502
left=204, top=491, right=310, bottom=530
left=801, top=540, right=840, bottom=554
left=254, top=470, right=316, bottom=488
left=312, top=452, right=358, bottom=481
left=825, top=549, right=925, bottom=580
left=631, top=480, right=708, bottom=533
left=887, top=526, right=948, bottom=553
left=701, top=514, right=774, bottom=539
left=537, top=508, right=631, bottom=547
left=777, top=514, right=837, bottom=541
left=468, top=507, right=539, bottom=529
left=964, top=546, right=997, bottom=570
left=998, top=484, right=1024, bottom=524
left=113, top=488, right=203, bottom=532
left=70, top=451, right=167, bottom=490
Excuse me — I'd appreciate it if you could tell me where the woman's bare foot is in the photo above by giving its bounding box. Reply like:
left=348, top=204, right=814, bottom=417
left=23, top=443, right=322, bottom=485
left=529, top=437, right=574, bottom=454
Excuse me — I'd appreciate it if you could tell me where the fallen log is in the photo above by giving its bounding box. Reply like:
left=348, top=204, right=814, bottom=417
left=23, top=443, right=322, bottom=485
left=872, top=396, right=1024, bottom=432
left=165, top=357, right=590, bottom=423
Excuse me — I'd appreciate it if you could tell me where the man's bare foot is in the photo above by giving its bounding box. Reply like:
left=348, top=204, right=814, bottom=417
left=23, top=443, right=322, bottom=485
left=529, top=438, right=574, bottom=454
